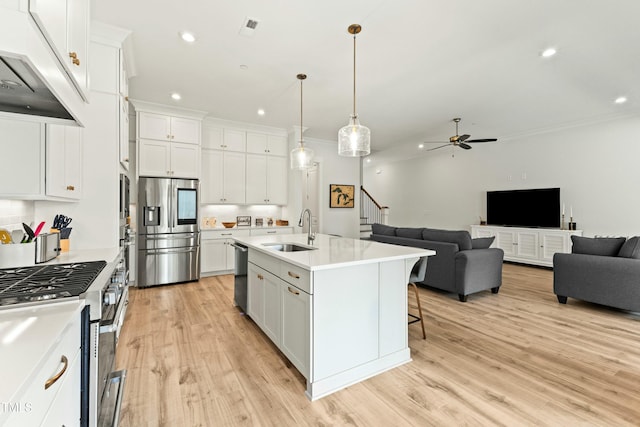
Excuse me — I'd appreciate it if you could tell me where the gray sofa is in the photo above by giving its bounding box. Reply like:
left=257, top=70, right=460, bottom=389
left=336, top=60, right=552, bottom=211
left=371, top=224, right=504, bottom=302
left=553, top=236, right=640, bottom=312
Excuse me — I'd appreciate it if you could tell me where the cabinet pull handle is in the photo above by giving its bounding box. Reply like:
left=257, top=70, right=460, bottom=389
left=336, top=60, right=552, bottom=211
left=257, top=274, right=264, bottom=280
left=267, top=231, right=276, bottom=234
left=45, top=355, right=68, bottom=390
left=221, top=233, right=231, bottom=236
left=288, top=271, right=300, bottom=279
left=72, top=58, right=80, bottom=66
left=125, top=96, right=129, bottom=101
left=287, top=286, right=300, bottom=295
left=66, top=185, right=75, bottom=191
left=68, top=52, right=77, bottom=59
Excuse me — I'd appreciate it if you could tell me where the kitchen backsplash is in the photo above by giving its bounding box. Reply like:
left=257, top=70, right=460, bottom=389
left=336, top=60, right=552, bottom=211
left=199, top=204, right=286, bottom=228
left=0, top=200, right=34, bottom=231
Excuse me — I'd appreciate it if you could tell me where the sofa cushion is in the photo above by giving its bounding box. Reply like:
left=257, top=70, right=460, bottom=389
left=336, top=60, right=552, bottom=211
left=371, top=223, right=397, bottom=236
left=618, top=236, right=640, bottom=259
left=472, top=236, right=495, bottom=249
left=422, top=229, right=473, bottom=251
left=396, top=227, right=424, bottom=240
left=571, top=236, right=626, bottom=256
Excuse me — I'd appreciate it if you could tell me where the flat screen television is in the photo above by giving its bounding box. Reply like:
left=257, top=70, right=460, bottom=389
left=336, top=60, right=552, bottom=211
left=486, top=188, right=560, bottom=228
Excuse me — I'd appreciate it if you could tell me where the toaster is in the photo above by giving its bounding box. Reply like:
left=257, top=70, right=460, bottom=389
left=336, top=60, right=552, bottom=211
left=35, top=232, right=61, bottom=263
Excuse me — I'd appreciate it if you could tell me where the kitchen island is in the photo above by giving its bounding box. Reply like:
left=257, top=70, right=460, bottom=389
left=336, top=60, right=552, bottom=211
left=233, top=233, right=435, bottom=401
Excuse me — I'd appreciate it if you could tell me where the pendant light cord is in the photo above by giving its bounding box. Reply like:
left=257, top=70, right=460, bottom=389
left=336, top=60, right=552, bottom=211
left=300, top=78, right=303, bottom=147
left=353, top=33, right=357, bottom=117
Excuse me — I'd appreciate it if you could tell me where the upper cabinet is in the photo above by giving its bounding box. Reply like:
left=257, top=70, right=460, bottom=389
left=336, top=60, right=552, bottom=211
left=133, top=102, right=207, bottom=180
left=29, top=0, right=90, bottom=101
left=246, top=132, right=288, bottom=156
left=46, top=124, right=82, bottom=199
left=138, top=112, right=200, bottom=144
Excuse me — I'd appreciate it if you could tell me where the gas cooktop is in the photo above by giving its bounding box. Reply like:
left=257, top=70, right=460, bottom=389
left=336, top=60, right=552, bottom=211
left=0, top=261, right=107, bottom=307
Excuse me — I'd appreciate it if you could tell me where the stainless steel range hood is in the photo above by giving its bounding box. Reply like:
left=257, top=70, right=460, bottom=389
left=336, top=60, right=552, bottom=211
left=0, top=55, right=74, bottom=121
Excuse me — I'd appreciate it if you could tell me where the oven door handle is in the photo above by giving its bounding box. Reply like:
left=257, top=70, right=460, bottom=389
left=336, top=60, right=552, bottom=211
left=143, top=247, right=199, bottom=255
left=100, top=287, right=129, bottom=333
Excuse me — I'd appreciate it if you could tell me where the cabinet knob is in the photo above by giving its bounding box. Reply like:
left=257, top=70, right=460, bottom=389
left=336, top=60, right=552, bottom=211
left=69, top=52, right=78, bottom=59
left=167, top=135, right=171, bottom=139
left=125, top=96, right=129, bottom=101
left=66, top=185, right=75, bottom=191
left=72, top=58, right=80, bottom=66
left=124, top=158, right=129, bottom=162
left=257, top=274, right=264, bottom=280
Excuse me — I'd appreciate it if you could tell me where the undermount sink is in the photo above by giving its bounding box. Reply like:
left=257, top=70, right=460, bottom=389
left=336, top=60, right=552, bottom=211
left=262, top=242, right=317, bottom=252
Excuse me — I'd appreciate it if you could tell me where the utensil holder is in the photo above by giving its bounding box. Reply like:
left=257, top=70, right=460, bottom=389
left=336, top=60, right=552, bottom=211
left=0, top=242, right=36, bottom=268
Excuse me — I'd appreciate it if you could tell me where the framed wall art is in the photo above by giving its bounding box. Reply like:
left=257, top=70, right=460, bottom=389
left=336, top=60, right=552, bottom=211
left=236, top=216, right=251, bottom=227
left=330, top=184, right=355, bottom=208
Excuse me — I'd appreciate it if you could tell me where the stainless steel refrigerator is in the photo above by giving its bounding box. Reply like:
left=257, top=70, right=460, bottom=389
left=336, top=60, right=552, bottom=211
left=137, top=177, right=200, bottom=287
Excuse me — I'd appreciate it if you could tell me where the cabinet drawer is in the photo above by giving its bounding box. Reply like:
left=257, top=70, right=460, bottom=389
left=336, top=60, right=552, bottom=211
left=280, top=262, right=311, bottom=294
left=202, top=229, right=251, bottom=240
left=250, top=227, right=292, bottom=236
left=5, top=317, right=80, bottom=426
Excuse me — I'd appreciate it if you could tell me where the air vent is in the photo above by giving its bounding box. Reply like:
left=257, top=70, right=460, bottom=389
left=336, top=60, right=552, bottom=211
left=239, top=17, right=260, bottom=37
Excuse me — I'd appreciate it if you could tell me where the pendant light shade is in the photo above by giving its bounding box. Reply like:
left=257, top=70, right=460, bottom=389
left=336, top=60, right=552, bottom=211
left=338, top=24, right=370, bottom=157
left=291, top=73, right=314, bottom=170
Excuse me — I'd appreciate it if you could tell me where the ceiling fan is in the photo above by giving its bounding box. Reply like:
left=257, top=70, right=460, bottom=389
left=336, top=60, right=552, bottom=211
left=424, top=118, right=497, bottom=152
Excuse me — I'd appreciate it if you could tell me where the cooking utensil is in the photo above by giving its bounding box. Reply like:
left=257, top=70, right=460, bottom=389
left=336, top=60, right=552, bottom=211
left=33, top=221, right=46, bottom=237
left=53, top=214, right=72, bottom=229
left=11, top=230, right=24, bottom=243
left=0, top=229, right=12, bottom=244
left=22, top=223, right=35, bottom=243
left=60, top=227, right=72, bottom=239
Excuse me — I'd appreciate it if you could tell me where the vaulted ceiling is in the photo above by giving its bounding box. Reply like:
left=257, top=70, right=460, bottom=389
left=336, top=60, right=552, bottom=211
left=93, top=0, right=640, bottom=159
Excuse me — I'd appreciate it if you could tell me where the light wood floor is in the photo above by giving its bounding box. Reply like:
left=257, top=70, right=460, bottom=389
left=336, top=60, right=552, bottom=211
left=116, top=264, right=640, bottom=426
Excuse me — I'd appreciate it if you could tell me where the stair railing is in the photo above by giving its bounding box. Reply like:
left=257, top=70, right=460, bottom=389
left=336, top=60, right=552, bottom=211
left=360, top=186, right=389, bottom=225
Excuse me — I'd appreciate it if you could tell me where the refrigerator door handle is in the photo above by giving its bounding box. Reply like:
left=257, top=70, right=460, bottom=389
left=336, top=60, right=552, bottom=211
left=144, top=247, right=199, bottom=256
left=142, top=233, right=198, bottom=240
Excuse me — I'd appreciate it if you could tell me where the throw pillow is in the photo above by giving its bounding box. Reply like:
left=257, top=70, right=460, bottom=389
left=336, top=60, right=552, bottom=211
left=618, top=236, right=640, bottom=259
left=422, top=229, right=473, bottom=251
left=472, top=236, right=495, bottom=249
left=571, top=236, right=626, bottom=256
left=371, top=223, right=397, bottom=236
left=396, top=227, right=424, bottom=240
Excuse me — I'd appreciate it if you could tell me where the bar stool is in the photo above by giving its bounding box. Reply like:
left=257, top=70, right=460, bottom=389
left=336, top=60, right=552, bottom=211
left=408, top=257, right=428, bottom=339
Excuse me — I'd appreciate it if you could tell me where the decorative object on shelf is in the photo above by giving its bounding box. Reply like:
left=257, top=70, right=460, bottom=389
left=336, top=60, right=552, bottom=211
left=330, top=184, right=355, bottom=208
left=255, top=218, right=264, bottom=227
left=267, top=217, right=274, bottom=227
left=222, top=222, right=236, bottom=228
left=276, top=220, right=289, bottom=226
left=211, top=217, right=217, bottom=227
left=290, top=73, right=314, bottom=170
left=237, top=216, right=251, bottom=227
left=338, top=24, right=370, bottom=157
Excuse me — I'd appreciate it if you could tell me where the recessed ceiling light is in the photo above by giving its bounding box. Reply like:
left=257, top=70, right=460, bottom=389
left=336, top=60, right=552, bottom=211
left=418, top=143, right=424, bottom=149
left=614, top=96, right=627, bottom=104
left=180, top=32, right=196, bottom=43
left=171, top=93, right=181, bottom=101
left=257, top=109, right=265, bottom=116
left=541, top=47, right=557, bottom=58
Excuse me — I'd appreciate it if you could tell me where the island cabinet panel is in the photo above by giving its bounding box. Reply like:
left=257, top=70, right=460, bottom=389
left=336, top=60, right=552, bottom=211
left=379, top=259, right=409, bottom=356
left=313, top=264, right=380, bottom=380
left=281, top=282, right=311, bottom=378
left=262, top=269, right=282, bottom=345
left=247, top=263, right=265, bottom=327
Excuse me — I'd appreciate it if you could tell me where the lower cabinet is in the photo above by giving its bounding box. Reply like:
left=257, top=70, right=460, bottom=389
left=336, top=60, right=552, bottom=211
left=247, top=252, right=311, bottom=378
left=470, top=225, right=583, bottom=267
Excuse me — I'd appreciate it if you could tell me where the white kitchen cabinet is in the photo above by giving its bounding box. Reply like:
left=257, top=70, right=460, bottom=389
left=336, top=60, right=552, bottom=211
left=200, top=229, right=250, bottom=275
left=246, top=154, right=287, bottom=205
left=202, top=125, right=246, bottom=152
left=0, top=118, right=45, bottom=198
left=470, top=225, right=582, bottom=267
left=201, top=150, right=246, bottom=204
left=118, top=49, right=130, bottom=170
left=138, top=112, right=200, bottom=144
left=246, top=132, right=288, bottom=156
left=281, top=280, right=311, bottom=378
left=138, top=139, right=199, bottom=179
left=247, top=263, right=266, bottom=328
left=29, top=0, right=90, bottom=101
left=1, top=302, right=82, bottom=427
left=46, top=124, right=82, bottom=199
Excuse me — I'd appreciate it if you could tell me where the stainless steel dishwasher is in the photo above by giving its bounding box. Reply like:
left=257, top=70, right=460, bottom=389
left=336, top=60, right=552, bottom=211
left=230, top=242, right=248, bottom=312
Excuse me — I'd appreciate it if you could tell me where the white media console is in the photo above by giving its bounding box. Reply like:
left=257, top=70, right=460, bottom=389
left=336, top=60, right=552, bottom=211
left=470, top=225, right=583, bottom=267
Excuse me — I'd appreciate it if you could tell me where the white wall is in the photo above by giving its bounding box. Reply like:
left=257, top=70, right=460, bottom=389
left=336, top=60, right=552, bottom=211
left=364, top=115, right=640, bottom=237
left=286, top=134, right=361, bottom=238
left=0, top=200, right=34, bottom=231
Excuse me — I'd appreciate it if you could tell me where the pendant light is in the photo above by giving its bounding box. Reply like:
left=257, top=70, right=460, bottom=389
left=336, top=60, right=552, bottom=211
left=290, top=73, right=314, bottom=170
left=338, top=24, right=370, bottom=157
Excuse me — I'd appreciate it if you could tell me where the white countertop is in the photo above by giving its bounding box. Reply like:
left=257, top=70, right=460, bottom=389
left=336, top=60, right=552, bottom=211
left=201, top=225, right=292, bottom=232
left=0, top=300, right=83, bottom=404
left=234, top=233, right=435, bottom=271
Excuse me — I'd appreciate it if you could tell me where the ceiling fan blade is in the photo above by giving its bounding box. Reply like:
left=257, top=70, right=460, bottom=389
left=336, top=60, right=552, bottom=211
left=458, top=134, right=471, bottom=142
left=459, top=142, right=472, bottom=150
left=426, top=144, right=452, bottom=152
left=466, top=138, right=498, bottom=143
left=421, top=141, right=450, bottom=144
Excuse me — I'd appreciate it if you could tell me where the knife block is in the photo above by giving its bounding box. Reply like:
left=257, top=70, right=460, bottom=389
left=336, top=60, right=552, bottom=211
left=60, top=238, right=70, bottom=252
